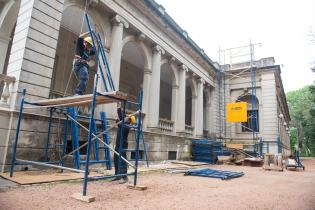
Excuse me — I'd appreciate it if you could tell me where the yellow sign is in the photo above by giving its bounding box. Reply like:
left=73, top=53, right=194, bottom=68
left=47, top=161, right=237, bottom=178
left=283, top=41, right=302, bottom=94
left=226, top=102, right=247, bottom=122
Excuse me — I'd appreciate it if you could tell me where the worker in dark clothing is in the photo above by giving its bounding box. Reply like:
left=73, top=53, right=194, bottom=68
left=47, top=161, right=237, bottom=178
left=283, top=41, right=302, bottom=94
left=112, top=107, right=136, bottom=184
left=73, top=32, right=95, bottom=95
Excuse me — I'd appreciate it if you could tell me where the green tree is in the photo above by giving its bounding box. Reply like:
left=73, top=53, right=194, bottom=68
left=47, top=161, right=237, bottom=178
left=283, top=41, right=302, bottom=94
left=286, top=81, right=315, bottom=156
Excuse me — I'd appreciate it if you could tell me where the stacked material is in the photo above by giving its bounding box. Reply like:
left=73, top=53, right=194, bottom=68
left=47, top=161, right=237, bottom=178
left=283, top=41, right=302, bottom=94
left=184, top=168, right=244, bottom=180
left=192, top=140, right=230, bottom=164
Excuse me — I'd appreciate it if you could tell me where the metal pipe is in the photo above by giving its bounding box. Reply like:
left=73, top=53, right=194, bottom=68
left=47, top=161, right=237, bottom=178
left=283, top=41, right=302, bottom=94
left=64, top=114, right=137, bottom=169
left=96, top=32, right=115, bottom=91
left=83, top=74, right=98, bottom=196
left=117, top=101, right=126, bottom=175
left=16, top=159, right=84, bottom=173
left=44, top=108, right=54, bottom=162
left=85, top=14, right=108, bottom=92
left=133, top=91, right=143, bottom=186
left=88, top=173, right=135, bottom=181
left=10, top=89, right=26, bottom=177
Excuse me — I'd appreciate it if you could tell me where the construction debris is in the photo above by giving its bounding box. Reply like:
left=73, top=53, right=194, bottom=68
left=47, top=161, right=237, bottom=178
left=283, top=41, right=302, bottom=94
left=184, top=168, right=244, bottom=180
left=263, top=154, right=283, bottom=171
left=243, top=157, right=263, bottom=167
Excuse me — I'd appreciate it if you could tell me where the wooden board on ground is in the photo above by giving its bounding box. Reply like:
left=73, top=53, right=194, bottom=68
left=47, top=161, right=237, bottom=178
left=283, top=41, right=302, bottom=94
left=0, top=170, right=103, bottom=185
left=71, top=193, right=95, bottom=203
left=226, top=143, right=244, bottom=150
left=127, top=184, right=147, bottom=191
left=171, top=161, right=210, bottom=167
left=27, top=91, right=128, bottom=107
left=243, top=157, right=263, bottom=167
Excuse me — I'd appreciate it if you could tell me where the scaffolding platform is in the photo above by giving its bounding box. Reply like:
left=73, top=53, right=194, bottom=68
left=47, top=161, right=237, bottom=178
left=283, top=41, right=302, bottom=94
left=27, top=91, right=128, bottom=108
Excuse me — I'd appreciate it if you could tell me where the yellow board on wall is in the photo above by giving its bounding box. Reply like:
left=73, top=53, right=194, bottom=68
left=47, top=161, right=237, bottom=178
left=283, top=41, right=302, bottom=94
left=226, top=102, right=247, bottom=122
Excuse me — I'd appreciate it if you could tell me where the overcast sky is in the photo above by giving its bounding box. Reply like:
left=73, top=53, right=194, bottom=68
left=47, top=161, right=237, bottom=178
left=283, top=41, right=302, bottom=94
left=156, top=0, right=315, bottom=92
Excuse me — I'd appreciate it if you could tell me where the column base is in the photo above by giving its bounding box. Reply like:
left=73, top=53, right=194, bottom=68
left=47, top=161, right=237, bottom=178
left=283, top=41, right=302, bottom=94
left=176, top=131, right=186, bottom=137
left=146, top=126, right=161, bottom=133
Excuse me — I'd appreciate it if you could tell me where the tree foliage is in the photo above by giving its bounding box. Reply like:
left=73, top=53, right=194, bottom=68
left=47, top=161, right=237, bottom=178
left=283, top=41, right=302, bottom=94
left=286, top=81, right=315, bottom=156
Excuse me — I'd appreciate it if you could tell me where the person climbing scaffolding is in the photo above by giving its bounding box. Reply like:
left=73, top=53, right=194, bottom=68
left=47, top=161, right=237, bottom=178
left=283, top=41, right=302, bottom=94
left=73, top=32, right=95, bottom=95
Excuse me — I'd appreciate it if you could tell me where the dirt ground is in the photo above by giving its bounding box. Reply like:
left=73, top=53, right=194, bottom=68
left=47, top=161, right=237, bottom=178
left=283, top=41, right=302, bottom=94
left=1, top=159, right=315, bottom=210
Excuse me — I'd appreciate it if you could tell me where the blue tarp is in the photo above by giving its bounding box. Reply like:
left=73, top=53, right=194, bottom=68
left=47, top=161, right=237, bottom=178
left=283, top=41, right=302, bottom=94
left=184, top=168, right=244, bottom=180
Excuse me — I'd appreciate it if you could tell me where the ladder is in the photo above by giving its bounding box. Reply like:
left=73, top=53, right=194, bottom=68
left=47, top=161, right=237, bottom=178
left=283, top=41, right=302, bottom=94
left=65, top=107, right=112, bottom=169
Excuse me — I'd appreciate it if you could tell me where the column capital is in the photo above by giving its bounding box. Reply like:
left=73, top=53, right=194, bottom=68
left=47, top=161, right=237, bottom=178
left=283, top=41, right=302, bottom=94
left=111, top=15, right=129, bottom=28
left=197, top=78, right=205, bottom=85
left=152, top=45, right=165, bottom=55
left=172, top=84, right=179, bottom=89
left=169, top=56, right=176, bottom=64
left=178, top=64, right=188, bottom=72
left=88, top=0, right=99, bottom=7
left=144, top=67, right=152, bottom=74
left=137, top=33, right=146, bottom=42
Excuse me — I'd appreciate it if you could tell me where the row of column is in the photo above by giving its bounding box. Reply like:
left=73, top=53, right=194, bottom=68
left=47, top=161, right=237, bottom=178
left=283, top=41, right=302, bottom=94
left=106, top=14, right=213, bottom=136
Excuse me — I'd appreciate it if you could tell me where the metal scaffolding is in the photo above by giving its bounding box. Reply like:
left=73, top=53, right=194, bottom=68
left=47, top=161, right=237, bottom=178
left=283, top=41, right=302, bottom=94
left=9, top=14, right=146, bottom=198
left=218, top=41, right=262, bottom=155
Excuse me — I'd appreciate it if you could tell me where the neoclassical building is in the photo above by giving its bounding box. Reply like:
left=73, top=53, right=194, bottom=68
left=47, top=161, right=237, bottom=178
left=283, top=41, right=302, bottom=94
left=0, top=0, right=290, bottom=172
left=220, top=57, right=291, bottom=155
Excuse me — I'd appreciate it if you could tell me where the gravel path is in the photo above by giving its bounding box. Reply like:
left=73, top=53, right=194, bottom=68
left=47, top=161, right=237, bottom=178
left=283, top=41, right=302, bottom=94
left=1, top=159, right=314, bottom=210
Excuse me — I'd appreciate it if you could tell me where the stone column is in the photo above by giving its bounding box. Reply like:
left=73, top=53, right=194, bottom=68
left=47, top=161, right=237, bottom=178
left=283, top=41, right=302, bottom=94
left=176, top=64, right=187, bottom=134
left=141, top=66, right=151, bottom=128
left=101, top=15, right=128, bottom=119
left=0, top=34, right=11, bottom=74
left=109, top=15, right=129, bottom=90
left=5, top=0, right=64, bottom=109
left=204, top=85, right=211, bottom=135
left=147, top=45, right=164, bottom=129
left=195, top=78, right=204, bottom=136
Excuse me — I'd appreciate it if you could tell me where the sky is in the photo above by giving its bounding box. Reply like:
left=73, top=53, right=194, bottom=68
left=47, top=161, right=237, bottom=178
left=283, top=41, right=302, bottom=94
left=155, top=0, right=315, bottom=92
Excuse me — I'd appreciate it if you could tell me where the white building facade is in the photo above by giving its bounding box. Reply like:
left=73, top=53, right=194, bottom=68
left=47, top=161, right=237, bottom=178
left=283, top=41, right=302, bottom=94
left=0, top=0, right=290, bottom=172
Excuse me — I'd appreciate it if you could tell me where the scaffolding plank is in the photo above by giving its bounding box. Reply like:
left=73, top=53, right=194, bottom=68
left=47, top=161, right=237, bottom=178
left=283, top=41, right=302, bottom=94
left=28, top=91, right=127, bottom=107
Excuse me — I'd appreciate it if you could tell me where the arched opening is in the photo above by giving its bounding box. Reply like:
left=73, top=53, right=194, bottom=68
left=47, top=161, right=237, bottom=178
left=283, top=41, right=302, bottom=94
left=185, top=85, right=192, bottom=126
left=185, top=78, right=197, bottom=130
left=159, top=63, right=175, bottom=120
left=50, top=6, right=98, bottom=98
left=238, top=94, right=259, bottom=132
left=203, top=92, right=207, bottom=135
left=0, top=0, right=20, bottom=75
left=119, top=41, right=144, bottom=111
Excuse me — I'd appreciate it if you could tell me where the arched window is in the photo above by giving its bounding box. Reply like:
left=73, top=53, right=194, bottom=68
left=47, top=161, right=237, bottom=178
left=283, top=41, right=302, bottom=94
left=238, top=94, right=259, bottom=132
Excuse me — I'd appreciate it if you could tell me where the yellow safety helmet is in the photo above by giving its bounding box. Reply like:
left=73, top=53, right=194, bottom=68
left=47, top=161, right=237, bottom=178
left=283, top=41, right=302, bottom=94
left=84, top=36, right=93, bottom=47
left=129, top=115, right=136, bottom=124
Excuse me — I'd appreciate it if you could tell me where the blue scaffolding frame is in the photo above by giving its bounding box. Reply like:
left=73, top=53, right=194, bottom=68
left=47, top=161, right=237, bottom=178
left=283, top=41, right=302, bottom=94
left=9, top=14, right=145, bottom=197
left=9, top=79, right=144, bottom=196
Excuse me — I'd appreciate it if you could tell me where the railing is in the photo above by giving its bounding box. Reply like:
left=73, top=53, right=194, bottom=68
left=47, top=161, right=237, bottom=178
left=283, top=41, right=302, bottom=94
left=0, top=74, right=16, bottom=107
left=158, top=118, right=174, bottom=132
left=185, top=124, right=194, bottom=135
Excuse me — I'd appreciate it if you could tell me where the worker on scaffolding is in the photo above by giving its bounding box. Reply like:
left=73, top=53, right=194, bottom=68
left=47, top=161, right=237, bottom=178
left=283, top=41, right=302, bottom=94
left=112, top=106, right=136, bottom=184
left=73, top=32, right=95, bottom=95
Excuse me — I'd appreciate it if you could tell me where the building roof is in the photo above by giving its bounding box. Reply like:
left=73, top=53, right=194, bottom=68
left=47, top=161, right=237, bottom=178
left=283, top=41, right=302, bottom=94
left=143, top=0, right=216, bottom=71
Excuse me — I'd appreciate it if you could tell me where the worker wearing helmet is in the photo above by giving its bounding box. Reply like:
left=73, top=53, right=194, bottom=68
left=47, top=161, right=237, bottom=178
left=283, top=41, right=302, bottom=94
left=73, top=32, right=95, bottom=95
left=112, top=108, right=136, bottom=184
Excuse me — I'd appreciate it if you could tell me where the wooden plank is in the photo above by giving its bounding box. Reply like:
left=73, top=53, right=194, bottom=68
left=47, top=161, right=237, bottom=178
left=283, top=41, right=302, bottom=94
left=171, top=161, right=210, bottom=166
left=127, top=184, right=148, bottom=191
left=71, top=193, right=95, bottom=203
left=0, top=170, right=103, bottom=185
left=27, top=91, right=128, bottom=107
left=226, top=143, right=244, bottom=150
